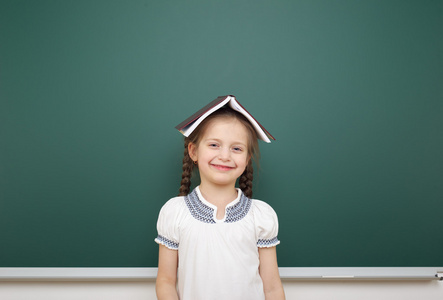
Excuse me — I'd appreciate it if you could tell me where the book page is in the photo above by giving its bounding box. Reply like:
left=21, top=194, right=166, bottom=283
left=181, top=96, right=230, bottom=136
left=228, top=99, right=270, bottom=143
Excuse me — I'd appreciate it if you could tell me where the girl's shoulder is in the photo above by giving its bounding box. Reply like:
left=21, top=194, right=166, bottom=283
left=250, top=198, right=280, bottom=246
left=250, top=199, right=278, bottom=216
left=158, top=195, right=187, bottom=215
left=162, top=195, right=186, bottom=206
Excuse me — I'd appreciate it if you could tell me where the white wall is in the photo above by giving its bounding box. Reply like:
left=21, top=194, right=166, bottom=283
left=1, top=280, right=442, bottom=300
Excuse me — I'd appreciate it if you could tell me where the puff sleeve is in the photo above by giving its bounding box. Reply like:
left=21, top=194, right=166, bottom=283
left=154, top=197, right=182, bottom=250
left=253, top=200, right=280, bottom=248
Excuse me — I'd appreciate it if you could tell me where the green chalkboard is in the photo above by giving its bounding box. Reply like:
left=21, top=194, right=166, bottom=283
left=1, top=0, right=442, bottom=267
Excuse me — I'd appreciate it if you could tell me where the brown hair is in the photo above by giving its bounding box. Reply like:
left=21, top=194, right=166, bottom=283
left=178, top=107, right=260, bottom=198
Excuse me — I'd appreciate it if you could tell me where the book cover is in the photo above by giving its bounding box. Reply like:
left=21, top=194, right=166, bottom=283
left=175, top=95, right=275, bottom=143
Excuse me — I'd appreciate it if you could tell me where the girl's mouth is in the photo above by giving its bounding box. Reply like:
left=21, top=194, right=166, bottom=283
left=211, top=164, right=234, bottom=171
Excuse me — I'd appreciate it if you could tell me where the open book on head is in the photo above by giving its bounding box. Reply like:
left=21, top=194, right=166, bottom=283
left=175, top=95, right=275, bottom=143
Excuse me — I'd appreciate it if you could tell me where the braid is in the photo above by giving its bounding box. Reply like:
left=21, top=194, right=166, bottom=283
left=239, top=160, right=254, bottom=198
left=178, top=140, right=194, bottom=196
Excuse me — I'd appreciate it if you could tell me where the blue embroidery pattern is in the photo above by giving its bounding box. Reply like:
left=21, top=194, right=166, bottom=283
left=185, top=190, right=216, bottom=224
left=257, top=237, right=280, bottom=247
left=185, top=188, right=252, bottom=224
left=225, top=193, right=252, bottom=223
left=156, top=235, right=179, bottom=250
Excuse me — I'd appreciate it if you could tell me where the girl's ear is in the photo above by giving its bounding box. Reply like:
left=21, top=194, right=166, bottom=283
left=188, top=142, right=198, bottom=162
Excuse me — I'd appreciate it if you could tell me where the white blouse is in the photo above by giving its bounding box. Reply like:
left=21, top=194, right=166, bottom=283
left=155, top=186, right=280, bottom=300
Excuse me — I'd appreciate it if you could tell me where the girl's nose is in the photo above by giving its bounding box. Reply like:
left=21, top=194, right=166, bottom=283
left=218, top=148, right=231, bottom=161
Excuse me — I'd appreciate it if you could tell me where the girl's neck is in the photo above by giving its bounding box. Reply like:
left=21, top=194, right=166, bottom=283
left=198, top=183, right=238, bottom=206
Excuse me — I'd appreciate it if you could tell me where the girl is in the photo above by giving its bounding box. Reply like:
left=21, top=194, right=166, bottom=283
left=155, top=98, right=285, bottom=300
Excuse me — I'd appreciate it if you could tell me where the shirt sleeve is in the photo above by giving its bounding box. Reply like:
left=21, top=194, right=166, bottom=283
left=253, top=200, right=280, bottom=248
left=154, top=197, right=182, bottom=250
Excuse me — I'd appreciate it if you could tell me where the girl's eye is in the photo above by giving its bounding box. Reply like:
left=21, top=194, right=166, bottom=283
left=209, top=143, right=219, bottom=148
left=232, top=146, right=243, bottom=152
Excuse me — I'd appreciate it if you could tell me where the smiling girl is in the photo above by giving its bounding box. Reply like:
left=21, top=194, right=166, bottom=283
left=155, top=98, right=285, bottom=300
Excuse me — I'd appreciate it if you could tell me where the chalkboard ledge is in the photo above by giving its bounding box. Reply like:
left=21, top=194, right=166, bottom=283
left=0, top=267, right=442, bottom=281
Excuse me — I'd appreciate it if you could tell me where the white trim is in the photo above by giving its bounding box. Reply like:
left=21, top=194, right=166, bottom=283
left=0, top=268, right=157, bottom=281
left=278, top=267, right=443, bottom=280
left=0, top=267, right=442, bottom=281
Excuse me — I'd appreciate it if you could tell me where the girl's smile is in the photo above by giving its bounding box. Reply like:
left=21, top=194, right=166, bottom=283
left=211, top=163, right=235, bottom=171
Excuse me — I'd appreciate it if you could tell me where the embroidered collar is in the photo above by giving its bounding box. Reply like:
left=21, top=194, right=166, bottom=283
left=184, top=187, right=252, bottom=224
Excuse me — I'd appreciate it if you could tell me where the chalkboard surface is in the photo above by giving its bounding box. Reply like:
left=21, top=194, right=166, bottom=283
left=1, top=0, right=442, bottom=267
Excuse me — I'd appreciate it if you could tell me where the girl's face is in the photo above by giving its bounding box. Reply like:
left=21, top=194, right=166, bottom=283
left=188, top=118, right=250, bottom=190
